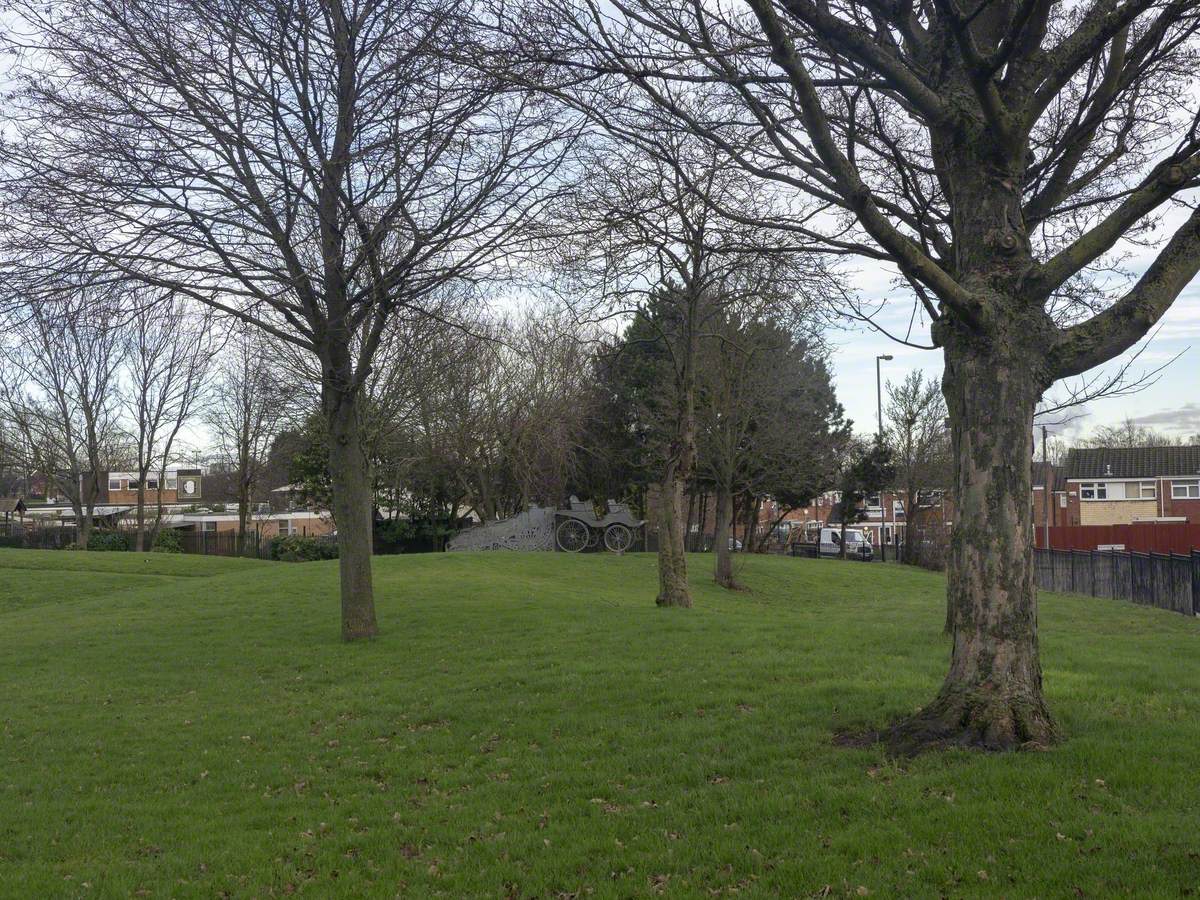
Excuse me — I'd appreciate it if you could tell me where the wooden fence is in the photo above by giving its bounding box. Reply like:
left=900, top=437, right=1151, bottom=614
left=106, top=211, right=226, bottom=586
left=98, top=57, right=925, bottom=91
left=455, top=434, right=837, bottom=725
left=1035, top=522, right=1200, bottom=554
left=1034, top=548, right=1200, bottom=616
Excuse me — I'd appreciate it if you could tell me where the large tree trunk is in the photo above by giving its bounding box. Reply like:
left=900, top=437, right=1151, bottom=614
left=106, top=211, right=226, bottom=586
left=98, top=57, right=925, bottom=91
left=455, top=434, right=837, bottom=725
left=656, top=400, right=695, bottom=607
left=70, top=492, right=89, bottom=549
left=655, top=299, right=697, bottom=609
left=712, top=482, right=737, bottom=588
left=656, top=474, right=692, bottom=607
left=135, top=481, right=147, bottom=552
left=896, top=332, right=1059, bottom=751
left=324, top=384, right=379, bottom=639
left=236, top=482, right=250, bottom=556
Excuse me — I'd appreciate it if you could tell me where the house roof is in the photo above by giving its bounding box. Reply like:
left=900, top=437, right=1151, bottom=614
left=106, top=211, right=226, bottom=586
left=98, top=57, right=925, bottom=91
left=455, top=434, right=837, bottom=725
left=1065, top=446, right=1200, bottom=480
left=0, top=497, right=26, bottom=514
left=1031, top=463, right=1067, bottom=491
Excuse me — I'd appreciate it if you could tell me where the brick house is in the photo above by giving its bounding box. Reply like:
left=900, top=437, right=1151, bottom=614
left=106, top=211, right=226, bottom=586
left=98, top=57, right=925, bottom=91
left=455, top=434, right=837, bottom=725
left=1057, top=446, right=1200, bottom=526
left=1032, top=463, right=1069, bottom=529
left=160, top=509, right=333, bottom=539
left=756, top=487, right=953, bottom=548
left=99, top=467, right=205, bottom=505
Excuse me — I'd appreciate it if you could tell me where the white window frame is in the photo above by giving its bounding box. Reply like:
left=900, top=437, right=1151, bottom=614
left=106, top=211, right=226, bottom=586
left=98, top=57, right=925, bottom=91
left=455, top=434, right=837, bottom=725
left=202, top=521, right=218, bottom=533
left=146, top=478, right=159, bottom=491
left=278, top=519, right=292, bottom=537
left=1079, top=482, right=1107, bottom=500
left=108, top=478, right=122, bottom=491
left=1171, top=480, right=1200, bottom=500
left=1138, top=481, right=1156, bottom=500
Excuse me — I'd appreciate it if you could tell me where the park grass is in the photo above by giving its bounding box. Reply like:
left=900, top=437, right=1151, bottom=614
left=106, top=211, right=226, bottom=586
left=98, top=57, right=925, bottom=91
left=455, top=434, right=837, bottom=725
left=2, top=548, right=1199, bottom=898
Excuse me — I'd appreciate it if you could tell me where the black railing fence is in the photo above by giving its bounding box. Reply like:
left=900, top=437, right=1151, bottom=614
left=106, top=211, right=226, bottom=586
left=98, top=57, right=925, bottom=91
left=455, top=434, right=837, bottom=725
left=1034, top=548, right=1200, bottom=616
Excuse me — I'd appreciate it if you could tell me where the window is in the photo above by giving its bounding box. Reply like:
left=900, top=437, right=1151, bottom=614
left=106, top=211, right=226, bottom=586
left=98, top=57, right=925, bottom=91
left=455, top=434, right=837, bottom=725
left=1079, top=482, right=1107, bottom=500
left=128, top=479, right=140, bottom=491
left=278, top=520, right=292, bottom=537
left=1139, top=481, right=1156, bottom=500
left=146, top=478, right=158, bottom=491
left=865, top=492, right=881, bottom=508
left=166, top=478, right=178, bottom=490
left=108, top=478, right=122, bottom=491
left=202, top=521, right=217, bottom=533
left=1172, top=480, right=1200, bottom=499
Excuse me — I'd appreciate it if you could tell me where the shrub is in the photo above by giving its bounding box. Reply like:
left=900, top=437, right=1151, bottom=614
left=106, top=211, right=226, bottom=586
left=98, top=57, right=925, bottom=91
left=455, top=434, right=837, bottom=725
left=270, top=534, right=339, bottom=562
left=151, top=529, right=184, bottom=553
left=374, top=516, right=459, bottom=554
left=208, top=503, right=226, bottom=513
left=87, top=530, right=131, bottom=552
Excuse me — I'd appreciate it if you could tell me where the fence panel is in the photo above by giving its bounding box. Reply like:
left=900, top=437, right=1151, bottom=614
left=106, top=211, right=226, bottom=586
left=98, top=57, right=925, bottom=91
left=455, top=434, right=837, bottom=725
left=1070, top=551, right=1093, bottom=596
left=1168, top=554, right=1192, bottom=615
left=1033, top=547, right=1197, bottom=617
left=1130, top=553, right=1153, bottom=606
left=1091, top=551, right=1113, bottom=599
left=1193, top=552, right=1200, bottom=616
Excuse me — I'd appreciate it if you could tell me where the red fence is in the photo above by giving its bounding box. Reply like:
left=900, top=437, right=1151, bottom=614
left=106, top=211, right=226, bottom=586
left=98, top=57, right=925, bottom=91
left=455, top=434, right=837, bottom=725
left=1035, top=522, right=1200, bottom=554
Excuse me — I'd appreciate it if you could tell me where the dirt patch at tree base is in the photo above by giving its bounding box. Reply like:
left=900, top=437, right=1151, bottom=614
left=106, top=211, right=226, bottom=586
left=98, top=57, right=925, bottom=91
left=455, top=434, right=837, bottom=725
left=834, top=694, right=1061, bottom=756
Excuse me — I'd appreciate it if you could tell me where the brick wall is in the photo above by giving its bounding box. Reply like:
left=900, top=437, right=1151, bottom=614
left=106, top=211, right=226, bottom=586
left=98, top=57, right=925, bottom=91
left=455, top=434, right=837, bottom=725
left=1078, top=498, right=1157, bottom=525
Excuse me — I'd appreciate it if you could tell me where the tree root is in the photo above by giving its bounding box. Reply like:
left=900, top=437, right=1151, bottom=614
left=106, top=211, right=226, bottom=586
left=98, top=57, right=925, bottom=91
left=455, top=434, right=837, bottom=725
left=836, top=685, right=1061, bottom=756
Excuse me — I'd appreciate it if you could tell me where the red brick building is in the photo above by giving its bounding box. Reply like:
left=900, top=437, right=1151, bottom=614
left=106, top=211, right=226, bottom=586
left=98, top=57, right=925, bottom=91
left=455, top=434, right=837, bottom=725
left=1049, top=446, right=1200, bottom=527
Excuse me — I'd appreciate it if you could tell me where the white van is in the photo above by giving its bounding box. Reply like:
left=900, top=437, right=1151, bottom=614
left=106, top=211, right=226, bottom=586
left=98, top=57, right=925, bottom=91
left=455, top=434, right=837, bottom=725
left=819, top=526, right=873, bottom=560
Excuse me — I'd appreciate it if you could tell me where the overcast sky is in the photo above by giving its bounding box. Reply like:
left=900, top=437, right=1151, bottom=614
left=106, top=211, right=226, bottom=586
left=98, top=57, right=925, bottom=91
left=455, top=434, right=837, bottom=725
left=832, top=239, right=1200, bottom=445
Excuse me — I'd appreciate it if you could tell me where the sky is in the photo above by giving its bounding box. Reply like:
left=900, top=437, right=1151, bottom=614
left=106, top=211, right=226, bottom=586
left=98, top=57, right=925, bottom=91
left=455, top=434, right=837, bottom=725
left=830, top=243, right=1200, bottom=446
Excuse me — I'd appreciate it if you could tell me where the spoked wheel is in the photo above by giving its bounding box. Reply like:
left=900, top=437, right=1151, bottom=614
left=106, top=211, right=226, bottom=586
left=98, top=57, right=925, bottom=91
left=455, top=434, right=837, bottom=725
left=604, top=523, right=633, bottom=553
left=556, top=518, right=590, bottom=552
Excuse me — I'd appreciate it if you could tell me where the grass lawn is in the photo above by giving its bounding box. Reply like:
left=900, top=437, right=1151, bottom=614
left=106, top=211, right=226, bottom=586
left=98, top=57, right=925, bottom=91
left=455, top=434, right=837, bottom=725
left=2, top=549, right=1199, bottom=898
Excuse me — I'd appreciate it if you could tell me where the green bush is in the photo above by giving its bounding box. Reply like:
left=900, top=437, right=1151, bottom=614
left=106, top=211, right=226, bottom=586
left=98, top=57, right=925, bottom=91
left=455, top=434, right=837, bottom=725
left=151, top=529, right=184, bottom=553
left=87, top=530, right=131, bottom=552
left=270, top=534, right=339, bottom=562
left=208, top=503, right=226, bottom=513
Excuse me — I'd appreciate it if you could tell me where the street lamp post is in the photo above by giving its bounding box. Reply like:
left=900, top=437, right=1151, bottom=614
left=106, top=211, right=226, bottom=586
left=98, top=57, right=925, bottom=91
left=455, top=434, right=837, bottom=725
left=875, top=354, right=893, bottom=437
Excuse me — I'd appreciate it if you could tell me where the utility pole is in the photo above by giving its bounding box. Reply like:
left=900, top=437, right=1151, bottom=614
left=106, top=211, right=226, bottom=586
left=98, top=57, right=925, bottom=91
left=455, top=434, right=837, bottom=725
left=875, top=354, right=893, bottom=436
left=1042, top=425, right=1051, bottom=551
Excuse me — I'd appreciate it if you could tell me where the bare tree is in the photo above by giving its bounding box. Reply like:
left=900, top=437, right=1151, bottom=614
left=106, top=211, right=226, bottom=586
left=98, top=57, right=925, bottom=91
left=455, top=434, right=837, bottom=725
left=123, top=295, right=213, bottom=550
left=884, top=371, right=951, bottom=566
left=1079, top=416, right=1177, bottom=448
left=523, top=0, right=1200, bottom=749
left=696, top=312, right=835, bottom=586
left=4, top=0, right=575, bottom=638
left=206, top=328, right=285, bottom=556
left=0, top=289, right=125, bottom=547
left=550, top=128, right=834, bottom=607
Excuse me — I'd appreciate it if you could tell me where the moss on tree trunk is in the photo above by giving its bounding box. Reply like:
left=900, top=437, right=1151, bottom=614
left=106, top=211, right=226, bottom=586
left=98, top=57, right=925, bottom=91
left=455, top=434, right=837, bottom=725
left=892, top=325, right=1059, bottom=752
left=325, top=383, right=379, bottom=640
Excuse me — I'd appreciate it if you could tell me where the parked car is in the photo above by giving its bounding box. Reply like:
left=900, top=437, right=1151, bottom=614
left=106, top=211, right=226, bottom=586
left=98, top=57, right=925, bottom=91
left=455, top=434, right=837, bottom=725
left=818, top=526, right=873, bottom=560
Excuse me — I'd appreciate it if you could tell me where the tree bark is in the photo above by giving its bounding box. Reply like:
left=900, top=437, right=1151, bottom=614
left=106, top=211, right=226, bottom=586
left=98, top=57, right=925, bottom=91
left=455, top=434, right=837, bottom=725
left=135, top=480, right=147, bottom=552
left=70, top=494, right=89, bottom=549
left=894, top=328, right=1059, bottom=752
left=237, top=481, right=250, bottom=556
left=656, top=475, right=693, bottom=607
left=712, top=482, right=737, bottom=588
left=324, top=384, right=380, bottom=639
